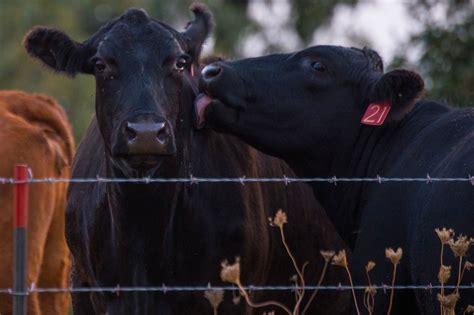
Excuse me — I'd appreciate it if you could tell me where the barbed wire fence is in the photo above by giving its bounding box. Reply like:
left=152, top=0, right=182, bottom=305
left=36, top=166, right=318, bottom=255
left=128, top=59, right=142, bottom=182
left=1, top=284, right=474, bottom=295
left=0, top=283, right=474, bottom=296
left=1, top=165, right=473, bottom=313
left=1, top=175, right=474, bottom=185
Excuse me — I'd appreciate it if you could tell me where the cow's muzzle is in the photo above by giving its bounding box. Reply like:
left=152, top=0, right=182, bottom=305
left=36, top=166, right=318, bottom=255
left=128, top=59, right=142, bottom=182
left=125, top=121, right=173, bottom=155
left=114, top=114, right=176, bottom=169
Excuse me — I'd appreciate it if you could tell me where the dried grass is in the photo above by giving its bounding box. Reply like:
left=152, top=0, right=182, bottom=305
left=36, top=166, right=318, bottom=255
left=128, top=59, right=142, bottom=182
left=205, top=218, right=473, bottom=315
left=436, top=228, right=473, bottom=314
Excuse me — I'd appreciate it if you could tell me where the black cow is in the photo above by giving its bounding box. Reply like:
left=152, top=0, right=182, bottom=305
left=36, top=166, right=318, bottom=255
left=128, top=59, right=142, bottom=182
left=24, top=8, right=349, bottom=315
left=197, top=45, right=474, bottom=314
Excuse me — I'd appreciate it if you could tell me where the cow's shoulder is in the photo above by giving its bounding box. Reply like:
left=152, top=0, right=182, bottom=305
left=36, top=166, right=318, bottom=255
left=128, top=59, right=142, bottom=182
left=66, top=117, right=106, bottom=261
left=402, top=103, right=474, bottom=168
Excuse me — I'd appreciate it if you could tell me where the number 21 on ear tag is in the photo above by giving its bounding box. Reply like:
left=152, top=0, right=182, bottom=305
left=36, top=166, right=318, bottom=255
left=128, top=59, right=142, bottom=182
left=361, top=101, right=391, bottom=126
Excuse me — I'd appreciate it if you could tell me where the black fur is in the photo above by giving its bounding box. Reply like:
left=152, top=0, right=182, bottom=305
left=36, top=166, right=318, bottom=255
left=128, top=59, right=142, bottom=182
left=24, top=27, right=94, bottom=75
left=370, top=69, right=425, bottom=121
left=183, top=3, right=214, bottom=60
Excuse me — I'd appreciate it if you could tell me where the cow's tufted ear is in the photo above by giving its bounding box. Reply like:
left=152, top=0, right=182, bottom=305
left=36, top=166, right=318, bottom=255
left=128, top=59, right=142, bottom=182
left=182, top=3, right=213, bottom=63
left=369, top=69, right=425, bottom=122
left=24, top=26, right=95, bottom=76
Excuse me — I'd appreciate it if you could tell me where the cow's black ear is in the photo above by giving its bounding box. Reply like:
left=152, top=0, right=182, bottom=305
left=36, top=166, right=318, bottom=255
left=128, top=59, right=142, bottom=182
left=182, top=3, right=214, bottom=62
left=24, top=26, right=95, bottom=76
left=370, top=69, right=424, bottom=121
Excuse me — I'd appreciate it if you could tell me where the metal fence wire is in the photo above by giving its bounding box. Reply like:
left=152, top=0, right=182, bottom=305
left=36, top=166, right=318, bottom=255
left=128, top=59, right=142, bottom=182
left=1, top=172, right=473, bottom=299
left=1, top=284, right=474, bottom=295
left=1, top=175, right=474, bottom=185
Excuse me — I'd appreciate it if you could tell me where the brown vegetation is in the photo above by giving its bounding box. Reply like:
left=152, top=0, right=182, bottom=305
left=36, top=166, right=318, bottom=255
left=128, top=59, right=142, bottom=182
left=209, top=211, right=473, bottom=315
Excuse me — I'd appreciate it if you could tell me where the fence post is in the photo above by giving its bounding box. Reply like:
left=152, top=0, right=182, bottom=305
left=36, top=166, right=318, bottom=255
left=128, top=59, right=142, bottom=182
left=13, top=164, right=29, bottom=315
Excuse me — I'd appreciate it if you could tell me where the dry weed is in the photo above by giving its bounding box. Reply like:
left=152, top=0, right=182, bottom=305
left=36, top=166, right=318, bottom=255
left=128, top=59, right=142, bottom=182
left=219, top=210, right=335, bottom=315
left=204, top=288, right=224, bottom=315
left=301, top=250, right=334, bottom=315
left=211, top=220, right=472, bottom=315
left=385, top=247, right=403, bottom=315
left=463, top=305, right=474, bottom=314
left=435, top=228, right=473, bottom=314
left=363, top=261, right=376, bottom=315
left=332, top=249, right=361, bottom=315
left=220, top=256, right=292, bottom=314
left=438, top=292, right=460, bottom=315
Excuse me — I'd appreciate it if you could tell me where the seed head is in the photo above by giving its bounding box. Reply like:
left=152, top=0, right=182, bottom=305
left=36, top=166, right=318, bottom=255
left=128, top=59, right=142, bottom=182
left=465, top=260, right=473, bottom=271
left=320, top=250, right=335, bottom=262
left=220, top=257, right=241, bottom=285
left=332, top=250, right=348, bottom=268
left=435, top=228, right=454, bottom=244
left=269, top=209, right=287, bottom=228
left=204, top=289, right=224, bottom=311
left=385, top=247, right=403, bottom=265
left=448, top=235, right=473, bottom=257
left=365, top=286, right=377, bottom=295
left=365, top=261, right=376, bottom=273
left=437, top=292, right=459, bottom=310
left=232, top=294, right=241, bottom=305
left=289, top=274, right=298, bottom=283
left=438, top=265, right=451, bottom=284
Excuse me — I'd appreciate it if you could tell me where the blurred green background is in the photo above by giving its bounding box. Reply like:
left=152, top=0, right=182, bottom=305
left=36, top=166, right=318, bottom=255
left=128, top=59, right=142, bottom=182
left=0, top=0, right=472, bottom=142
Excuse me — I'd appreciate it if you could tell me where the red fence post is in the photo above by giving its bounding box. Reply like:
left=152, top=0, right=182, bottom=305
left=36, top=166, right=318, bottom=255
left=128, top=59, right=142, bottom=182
left=13, top=164, right=29, bottom=315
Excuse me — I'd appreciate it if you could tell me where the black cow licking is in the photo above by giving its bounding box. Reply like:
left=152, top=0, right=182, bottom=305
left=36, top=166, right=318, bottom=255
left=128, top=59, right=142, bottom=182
left=198, top=45, right=474, bottom=314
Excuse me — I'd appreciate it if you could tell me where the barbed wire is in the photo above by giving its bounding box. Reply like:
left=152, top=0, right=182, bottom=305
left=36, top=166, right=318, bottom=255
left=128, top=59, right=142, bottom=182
left=0, top=284, right=473, bottom=295
left=0, top=175, right=473, bottom=185
left=2, top=175, right=472, bottom=298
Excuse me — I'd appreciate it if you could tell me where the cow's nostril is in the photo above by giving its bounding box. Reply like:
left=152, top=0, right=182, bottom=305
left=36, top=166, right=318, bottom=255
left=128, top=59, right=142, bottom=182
left=202, top=64, right=222, bottom=81
left=125, top=123, right=137, bottom=141
left=157, top=128, right=168, bottom=143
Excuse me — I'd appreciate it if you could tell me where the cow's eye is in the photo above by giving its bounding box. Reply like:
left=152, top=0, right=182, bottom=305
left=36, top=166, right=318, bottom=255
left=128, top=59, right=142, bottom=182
left=175, top=57, right=187, bottom=71
left=311, top=61, right=327, bottom=72
left=95, top=60, right=106, bottom=73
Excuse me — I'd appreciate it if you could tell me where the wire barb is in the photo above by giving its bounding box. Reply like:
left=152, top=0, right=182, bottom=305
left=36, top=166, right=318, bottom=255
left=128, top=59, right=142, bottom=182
left=427, top=283, right=433, bottom=294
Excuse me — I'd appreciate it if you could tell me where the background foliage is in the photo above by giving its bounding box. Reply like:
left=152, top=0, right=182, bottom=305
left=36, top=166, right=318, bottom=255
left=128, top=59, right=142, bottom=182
left=391, top=0, right=474, bottom=107
left=0, top=0, right=472, bottom=141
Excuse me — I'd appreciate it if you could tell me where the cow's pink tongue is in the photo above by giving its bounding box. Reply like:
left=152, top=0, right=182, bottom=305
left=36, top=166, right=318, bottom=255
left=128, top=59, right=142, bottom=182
left=194, top=93, right=213, bottom=129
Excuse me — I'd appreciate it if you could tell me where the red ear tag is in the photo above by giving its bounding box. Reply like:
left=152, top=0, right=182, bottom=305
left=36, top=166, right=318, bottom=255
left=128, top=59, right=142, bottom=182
left=361, top=101, right=391, bottom=126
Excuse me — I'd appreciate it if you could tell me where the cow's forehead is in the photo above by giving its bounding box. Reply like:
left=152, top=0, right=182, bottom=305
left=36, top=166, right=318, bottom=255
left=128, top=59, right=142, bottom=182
left=102, top=21, right=183, bottom=52
left=89, top=8, right=185, bottom=63
left=297, top=46, right=366, bottom=62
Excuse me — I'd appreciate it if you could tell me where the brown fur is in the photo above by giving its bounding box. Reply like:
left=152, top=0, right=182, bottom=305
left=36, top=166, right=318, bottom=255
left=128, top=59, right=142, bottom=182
left=0, top=90, right=74, bottom=315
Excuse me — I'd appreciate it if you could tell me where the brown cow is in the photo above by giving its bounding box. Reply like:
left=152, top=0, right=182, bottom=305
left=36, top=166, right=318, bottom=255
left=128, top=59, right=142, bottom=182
left=0, top=91, right=74, bottom=314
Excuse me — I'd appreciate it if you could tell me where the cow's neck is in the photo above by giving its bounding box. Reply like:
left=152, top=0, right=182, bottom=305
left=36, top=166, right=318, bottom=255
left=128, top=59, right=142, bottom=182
left=288, top=101, right=448, bottom=248
left=101, top=150, right=186, bottom=280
